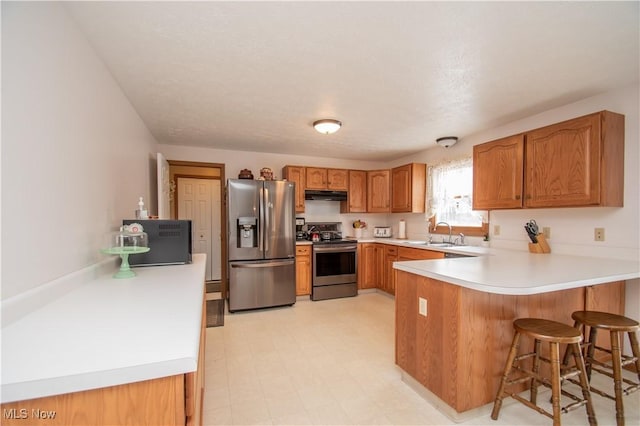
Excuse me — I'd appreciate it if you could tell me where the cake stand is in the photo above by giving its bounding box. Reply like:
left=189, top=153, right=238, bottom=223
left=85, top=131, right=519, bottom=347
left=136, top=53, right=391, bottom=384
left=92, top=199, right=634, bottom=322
left=101, top=246, right=150, bottom=279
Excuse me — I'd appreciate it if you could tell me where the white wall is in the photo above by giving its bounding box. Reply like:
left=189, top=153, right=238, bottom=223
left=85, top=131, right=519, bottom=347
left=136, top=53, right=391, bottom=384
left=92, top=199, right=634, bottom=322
left=1, top=2, right=158, bottom=299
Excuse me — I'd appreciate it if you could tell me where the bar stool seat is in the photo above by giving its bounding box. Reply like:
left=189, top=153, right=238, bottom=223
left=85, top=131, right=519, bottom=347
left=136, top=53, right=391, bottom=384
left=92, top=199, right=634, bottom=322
left=491, top=318, right=596, bottom=426
left=567, top=311, right=640, bottom=426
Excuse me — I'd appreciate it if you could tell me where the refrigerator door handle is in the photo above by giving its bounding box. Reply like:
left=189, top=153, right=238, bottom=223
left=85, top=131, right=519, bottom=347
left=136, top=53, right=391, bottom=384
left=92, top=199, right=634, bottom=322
left=231, top=260, right=294, bottom=268
left=258, top=185, right=265, bottom=253
left=263, top=185, right=270, bottom=254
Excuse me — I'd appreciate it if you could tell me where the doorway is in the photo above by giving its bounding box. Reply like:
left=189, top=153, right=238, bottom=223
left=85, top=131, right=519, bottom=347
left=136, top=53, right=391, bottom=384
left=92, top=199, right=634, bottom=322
left=168, top=161, right=226, bottom=298
left=177, top=177, right=221, bottom=282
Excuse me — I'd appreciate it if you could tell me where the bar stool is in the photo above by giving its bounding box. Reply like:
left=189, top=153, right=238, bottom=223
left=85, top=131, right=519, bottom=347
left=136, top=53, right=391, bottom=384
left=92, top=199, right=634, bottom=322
left=491, top=318, right=596, bottom=426
left=566, top=311, right=640, bottom=426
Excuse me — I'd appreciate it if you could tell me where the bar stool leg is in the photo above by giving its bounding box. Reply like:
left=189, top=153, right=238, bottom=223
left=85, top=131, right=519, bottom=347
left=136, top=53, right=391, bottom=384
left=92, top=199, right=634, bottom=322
left=610, top=330, right=625, bottom=426
left=562, top=320, right=581, bottom=368
left=531, top=339, right=541, bottom=405
left=586, top=326, right=598, bottom=380
left=571, top=342, right=597, bottom=426
left=629, top=331, right=640, bottom=383
left=550, top=341, right=562, bottom=426
left=491, top=331, right=521, bottom=420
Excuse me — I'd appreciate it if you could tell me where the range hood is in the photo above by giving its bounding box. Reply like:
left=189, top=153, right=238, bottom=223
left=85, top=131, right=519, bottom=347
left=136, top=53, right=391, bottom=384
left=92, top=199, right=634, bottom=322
left=304, top=190, right=347, bottom=201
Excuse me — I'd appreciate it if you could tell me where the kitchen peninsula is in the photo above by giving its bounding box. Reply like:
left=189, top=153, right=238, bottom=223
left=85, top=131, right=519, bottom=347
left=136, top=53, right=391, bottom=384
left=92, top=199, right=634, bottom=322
left=393, top=252, right=640, bottom=420
left=1, top=255, right=207, bottom=426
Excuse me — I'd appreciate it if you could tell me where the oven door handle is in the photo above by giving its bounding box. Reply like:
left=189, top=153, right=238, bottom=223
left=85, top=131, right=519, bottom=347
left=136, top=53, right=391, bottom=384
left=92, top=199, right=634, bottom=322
left=313, top=245, right=357, bottom=253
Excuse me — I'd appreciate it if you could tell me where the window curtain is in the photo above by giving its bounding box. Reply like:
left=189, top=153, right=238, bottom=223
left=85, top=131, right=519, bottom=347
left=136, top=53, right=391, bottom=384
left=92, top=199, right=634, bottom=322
left=427, top=157, right=483, bottom=226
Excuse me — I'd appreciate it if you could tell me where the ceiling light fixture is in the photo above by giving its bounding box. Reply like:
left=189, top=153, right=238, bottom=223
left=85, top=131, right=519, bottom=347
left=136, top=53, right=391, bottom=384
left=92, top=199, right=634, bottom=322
left=436, top=136, right=458, bottom=148
left=313, top=119, right=342, bottom=135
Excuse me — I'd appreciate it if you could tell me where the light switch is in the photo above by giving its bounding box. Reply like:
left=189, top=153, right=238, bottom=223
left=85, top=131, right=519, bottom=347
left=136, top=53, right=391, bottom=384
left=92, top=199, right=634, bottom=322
left=419, top=298, right=427, bottom=316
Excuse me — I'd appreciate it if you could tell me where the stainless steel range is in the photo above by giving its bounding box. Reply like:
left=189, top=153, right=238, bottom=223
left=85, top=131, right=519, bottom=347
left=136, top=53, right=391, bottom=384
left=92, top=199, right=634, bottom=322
left=305, top=222, right=358, bottom=301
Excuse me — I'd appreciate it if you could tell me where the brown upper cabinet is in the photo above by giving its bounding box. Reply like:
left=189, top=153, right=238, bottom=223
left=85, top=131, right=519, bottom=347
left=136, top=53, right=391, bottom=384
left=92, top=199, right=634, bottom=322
left=282, top=165, right=306, bottom=213
left=391, top=163, right=427, bottom=213
left=473, top=111, right=624, bottom=210
left=341, top=170, right=367, bottom=213
left=367, top=170, right=390, bottom=213
left=305, top=167, right=349, bottom=191
left=473, top=134, right=524, bottom=210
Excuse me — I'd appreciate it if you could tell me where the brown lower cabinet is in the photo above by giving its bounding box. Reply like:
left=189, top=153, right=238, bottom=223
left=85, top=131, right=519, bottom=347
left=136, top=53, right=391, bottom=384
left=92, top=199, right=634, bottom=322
left=1, top=296, right=207, bottom=426
left=296, top=245, right=312, bottom=296
left=358, top=243, right=445, bottom=294
left=395, top=272, right=625, bottom=414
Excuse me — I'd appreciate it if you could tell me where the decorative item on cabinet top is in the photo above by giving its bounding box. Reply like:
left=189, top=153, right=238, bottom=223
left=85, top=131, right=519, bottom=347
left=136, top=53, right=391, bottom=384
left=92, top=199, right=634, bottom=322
left=238, top=169, right=253, bottom=179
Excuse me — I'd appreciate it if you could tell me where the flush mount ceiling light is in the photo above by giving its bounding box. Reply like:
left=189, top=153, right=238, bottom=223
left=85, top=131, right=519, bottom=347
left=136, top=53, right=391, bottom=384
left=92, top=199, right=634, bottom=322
left=313, top=119, right=342, bottom=135
left=436, top=136, right=458, bottom=148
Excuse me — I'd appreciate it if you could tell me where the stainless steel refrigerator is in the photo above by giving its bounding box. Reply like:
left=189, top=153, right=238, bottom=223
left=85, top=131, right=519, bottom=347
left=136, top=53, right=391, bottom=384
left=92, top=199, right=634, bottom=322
left=227, top=179, right=296, bottom=312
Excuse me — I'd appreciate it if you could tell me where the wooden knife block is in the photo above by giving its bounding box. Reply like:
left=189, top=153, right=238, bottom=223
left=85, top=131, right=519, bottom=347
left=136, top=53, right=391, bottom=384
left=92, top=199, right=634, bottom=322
left=528, top=234, right=551, bottom=254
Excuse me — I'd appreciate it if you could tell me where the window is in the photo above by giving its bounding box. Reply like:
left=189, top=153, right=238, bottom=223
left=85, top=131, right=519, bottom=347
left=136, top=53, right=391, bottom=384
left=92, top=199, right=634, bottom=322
left=427, top=157, right=488, bottom=237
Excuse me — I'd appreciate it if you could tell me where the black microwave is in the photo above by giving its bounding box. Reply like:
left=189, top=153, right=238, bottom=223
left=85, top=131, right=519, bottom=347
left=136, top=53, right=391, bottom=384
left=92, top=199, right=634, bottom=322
left=122, top=219, right=192, bottom=266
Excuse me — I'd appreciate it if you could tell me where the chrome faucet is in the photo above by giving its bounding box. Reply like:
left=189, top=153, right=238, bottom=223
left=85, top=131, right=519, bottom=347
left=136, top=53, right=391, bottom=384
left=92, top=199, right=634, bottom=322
left=435, top=222, right=452, bottom=243
left=455, top=233, right=465, bottom=246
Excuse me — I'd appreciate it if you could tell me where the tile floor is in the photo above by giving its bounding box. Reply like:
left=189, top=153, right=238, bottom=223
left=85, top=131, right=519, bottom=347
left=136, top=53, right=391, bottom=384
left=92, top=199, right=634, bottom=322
left=203, top=292, right=639, bottom=425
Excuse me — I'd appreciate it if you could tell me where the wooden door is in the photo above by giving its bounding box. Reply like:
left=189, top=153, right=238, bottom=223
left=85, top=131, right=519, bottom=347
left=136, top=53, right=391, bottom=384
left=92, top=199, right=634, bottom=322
left=305, top=167, right=327, bottom=189
left=391, top=164, right=412, bottom=212
left=295, top=245, right=311, bottom=296
left=282, top=166, right=305, bottom=212
left=524, top=114, right=601, bottom=207
left=341, top=170, right=367, bottom=213
left=391, top=163, right=426, bottom=213
left=367, top=170, right=390, bottom=212
left=473, top=134, right=524, bottom=210
left=384, top=246, right=398, bottom=294
left=327, top=169, right=348, bottom=190
left=357, top=243, right=378, bottom=289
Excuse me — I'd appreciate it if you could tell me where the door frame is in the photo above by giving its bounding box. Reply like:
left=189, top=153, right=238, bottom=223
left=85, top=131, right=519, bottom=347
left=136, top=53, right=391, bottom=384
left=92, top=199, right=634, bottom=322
left=168, top=160, right=227, bottom=298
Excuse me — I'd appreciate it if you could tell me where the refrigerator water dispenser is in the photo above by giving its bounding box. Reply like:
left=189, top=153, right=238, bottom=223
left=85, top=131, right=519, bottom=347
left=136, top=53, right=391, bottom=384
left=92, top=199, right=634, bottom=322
left=237, top=216, right=258, bottom=248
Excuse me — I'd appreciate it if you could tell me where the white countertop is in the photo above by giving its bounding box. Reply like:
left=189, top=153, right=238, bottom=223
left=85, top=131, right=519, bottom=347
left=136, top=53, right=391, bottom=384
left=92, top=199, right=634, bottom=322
left=1, top=254, right=206, bottom=403
left=394, top=252, right=640, bottom=295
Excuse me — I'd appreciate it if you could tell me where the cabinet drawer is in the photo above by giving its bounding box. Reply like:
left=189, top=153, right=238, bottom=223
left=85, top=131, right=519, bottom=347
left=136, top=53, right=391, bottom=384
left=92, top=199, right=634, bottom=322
left=296, top=246, right=311, bottom=256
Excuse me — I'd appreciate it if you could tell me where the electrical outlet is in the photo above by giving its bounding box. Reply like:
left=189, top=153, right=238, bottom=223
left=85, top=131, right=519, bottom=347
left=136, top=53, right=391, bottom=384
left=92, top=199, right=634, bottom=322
left=419, top=298, right=427, bottom=317
left=543, top=227, right=551, bottom=239
left=493, top=225, right=501, bottom=236
left=594, top=227, right=605, bottom=241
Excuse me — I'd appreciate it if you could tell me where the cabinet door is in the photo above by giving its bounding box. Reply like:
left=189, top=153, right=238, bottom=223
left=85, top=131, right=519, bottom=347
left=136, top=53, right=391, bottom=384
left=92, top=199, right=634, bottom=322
left=391, top=163, right=426, bottom=213
left=327, top=169, right=348, bottom=190
left=282, top=166, right=305, bottom=213
left=358, top=243, right=379, bottom=289
left=367, top=170, right=390, bottom=212
left=295, top=245, right=311, bottom=296
left=384, top=246, right=398, bottom=295
left=524, top=114, right=601, bottom=207
left=473, top=135, right=524, bottom=210
left=305, top=167, right=327, bottom=190
left=342, top=170, right=367, bottom=213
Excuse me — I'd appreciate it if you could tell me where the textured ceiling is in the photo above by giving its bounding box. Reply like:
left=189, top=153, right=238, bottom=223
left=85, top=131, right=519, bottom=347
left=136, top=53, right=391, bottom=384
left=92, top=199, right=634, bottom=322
left=65, top=1, right=639, bottom=161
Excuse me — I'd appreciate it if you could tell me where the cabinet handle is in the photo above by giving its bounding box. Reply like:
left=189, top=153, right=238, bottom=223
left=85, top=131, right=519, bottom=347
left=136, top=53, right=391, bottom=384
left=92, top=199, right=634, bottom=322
left=515, top=195, right=521, bottom=200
